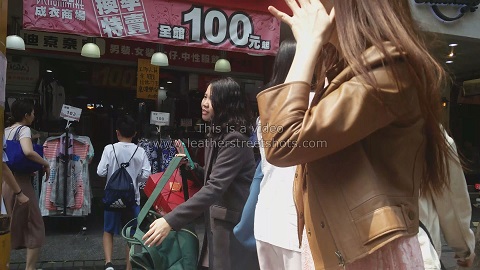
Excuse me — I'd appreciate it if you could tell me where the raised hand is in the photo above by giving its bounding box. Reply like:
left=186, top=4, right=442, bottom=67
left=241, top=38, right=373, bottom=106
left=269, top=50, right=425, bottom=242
left=268, top=0, right=336, bottom=84
left=268, top=0, right=335, bottom=51
left=174, top=139, right=185, bottom=154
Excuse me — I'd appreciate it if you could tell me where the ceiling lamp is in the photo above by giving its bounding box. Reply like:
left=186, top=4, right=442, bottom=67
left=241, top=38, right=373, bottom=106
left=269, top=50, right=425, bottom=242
left=151, top=44, right=169, bottom=66
left=214, top=51, right=231, bottom=72
left=81, top=37, right=100, bottom=58
left=6, top=17, right=25, bottom=50
left=6, top=35, right=25, bottom=50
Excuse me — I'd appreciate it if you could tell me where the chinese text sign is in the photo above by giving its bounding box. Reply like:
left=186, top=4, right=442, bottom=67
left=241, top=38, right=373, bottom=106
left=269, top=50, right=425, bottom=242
left=24, top=0, right=280, bottom=55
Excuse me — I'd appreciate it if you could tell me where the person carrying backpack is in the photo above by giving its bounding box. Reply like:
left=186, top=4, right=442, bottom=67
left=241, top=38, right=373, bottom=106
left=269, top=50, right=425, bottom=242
left=97, top=114, right=151, bottom=270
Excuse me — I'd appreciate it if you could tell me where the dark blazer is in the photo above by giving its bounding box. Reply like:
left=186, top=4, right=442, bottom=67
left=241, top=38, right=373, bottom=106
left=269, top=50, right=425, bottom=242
left=164, top=131, right=259, bottom=270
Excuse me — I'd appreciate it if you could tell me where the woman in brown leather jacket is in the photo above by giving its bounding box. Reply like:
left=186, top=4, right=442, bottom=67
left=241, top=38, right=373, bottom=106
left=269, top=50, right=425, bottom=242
left=257, top=0, right=466, bottom=269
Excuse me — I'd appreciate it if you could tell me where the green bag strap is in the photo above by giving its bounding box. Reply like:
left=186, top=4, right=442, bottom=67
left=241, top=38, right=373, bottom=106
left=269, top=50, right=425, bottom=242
left=121, top=218, right=139, bottom=243
left=137, top=154, right=185, bottom=226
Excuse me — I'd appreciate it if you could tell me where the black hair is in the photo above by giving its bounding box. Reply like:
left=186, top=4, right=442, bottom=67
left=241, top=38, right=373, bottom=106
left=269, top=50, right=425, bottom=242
left=209, top=77, right=253, bottom=136
left=264, top=39, right=297, bottom=89
left=116, top=114, right=136, bottom=138
left=7, top=99, right=35, bottom=127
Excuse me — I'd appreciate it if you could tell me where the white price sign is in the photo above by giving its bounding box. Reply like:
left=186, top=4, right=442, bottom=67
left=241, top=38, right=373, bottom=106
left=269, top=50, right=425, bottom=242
left=150, top=111, right=170, bottom=126
left=60, top=104, right=82, bottom=122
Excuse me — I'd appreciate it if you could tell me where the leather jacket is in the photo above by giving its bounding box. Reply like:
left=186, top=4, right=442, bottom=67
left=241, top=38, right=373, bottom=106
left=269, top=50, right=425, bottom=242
left=257, top=43, right=425, bottom=269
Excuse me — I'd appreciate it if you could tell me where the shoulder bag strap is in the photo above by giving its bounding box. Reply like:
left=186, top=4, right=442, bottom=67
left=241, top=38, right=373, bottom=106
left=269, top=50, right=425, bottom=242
left=111, top=144, right=120, bottom=167
left=113, top=144, right=139, bottom=168
left=419, top=221, right=447, bottom=270
left=127, top=145, right=139, bottom=164
left=12, top=125, right=25, bottom=141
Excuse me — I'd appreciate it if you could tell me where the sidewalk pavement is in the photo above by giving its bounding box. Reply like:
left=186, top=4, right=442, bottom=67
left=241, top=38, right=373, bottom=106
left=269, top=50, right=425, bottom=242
left=8, top=243, right=470, bottom=270
left=8, top=206, right=206, bottom=270
left=7, top=196, right=479, bottom=269
left=8, top=222, right=474, bottom=270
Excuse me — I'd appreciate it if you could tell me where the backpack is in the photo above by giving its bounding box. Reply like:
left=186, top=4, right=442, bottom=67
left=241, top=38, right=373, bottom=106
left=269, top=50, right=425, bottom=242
left=103, top=144, right=139, bottom=210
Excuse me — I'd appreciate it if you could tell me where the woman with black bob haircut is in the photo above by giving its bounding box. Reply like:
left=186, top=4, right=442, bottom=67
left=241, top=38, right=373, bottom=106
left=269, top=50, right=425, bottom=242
left=3, top=99, right=50, bottom=270
left=208, top=77, right=253, bottom=137
left=143, top=77, right=259, bottom=269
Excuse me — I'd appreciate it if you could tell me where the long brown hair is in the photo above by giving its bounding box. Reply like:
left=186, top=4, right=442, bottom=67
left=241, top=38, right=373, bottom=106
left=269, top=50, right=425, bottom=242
left=320, top=0, right=451, bottom=195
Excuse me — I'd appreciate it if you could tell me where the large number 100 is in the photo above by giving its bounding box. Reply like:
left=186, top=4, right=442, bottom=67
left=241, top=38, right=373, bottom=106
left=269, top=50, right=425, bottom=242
left=182, top=6, right=253, bottom=47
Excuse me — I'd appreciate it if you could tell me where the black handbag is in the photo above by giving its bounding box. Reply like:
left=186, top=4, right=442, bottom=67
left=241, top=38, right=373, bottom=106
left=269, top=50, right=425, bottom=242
left=122, top=154, right=199, bottom=269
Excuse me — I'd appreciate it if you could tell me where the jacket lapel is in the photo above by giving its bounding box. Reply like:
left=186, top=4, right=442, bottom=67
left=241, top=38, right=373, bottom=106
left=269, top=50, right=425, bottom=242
left=203, top=140, right=214, bottom=184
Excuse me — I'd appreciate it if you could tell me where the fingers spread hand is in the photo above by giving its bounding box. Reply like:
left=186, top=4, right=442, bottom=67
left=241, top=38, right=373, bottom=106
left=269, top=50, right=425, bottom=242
left=284, top=0, right=301, bottom=13
left=268, top=6, right=292, bottom=26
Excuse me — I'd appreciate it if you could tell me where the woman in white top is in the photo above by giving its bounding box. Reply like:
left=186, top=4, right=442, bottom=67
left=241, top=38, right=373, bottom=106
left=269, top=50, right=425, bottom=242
left=2, top=99, right=50, bottom=270
left=254, top=40, right=305, bottom=269
left=418, top=128, right=476, bottom=269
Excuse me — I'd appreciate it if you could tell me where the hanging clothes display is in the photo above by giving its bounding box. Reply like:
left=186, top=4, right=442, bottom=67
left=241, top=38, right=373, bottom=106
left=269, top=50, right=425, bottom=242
left=138, top=137, right=176, bottom=188
left=38, top=79, right=65, bottom=121
left=39, top=133, right=94, bottom=216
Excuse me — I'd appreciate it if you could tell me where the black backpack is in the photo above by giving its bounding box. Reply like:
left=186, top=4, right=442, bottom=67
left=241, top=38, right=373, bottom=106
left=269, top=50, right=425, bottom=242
left=103, top=144, right=139, bottom=210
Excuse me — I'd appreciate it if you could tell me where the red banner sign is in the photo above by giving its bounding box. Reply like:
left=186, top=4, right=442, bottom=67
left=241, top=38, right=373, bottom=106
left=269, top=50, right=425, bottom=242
left=23, top=0, right=280, bottom=55
left=185, top=0, right=290, bottom=14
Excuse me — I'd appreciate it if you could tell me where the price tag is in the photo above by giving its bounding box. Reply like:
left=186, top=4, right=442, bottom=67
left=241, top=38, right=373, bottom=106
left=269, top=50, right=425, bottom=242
left=150, top=111, right=170, bottom=126
left=60, top=104, right=82, bottom=122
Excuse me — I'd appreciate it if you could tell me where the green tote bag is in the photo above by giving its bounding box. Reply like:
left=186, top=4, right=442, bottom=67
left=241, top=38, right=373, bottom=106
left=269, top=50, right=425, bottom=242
left=122, top=154, right=199, bottom=270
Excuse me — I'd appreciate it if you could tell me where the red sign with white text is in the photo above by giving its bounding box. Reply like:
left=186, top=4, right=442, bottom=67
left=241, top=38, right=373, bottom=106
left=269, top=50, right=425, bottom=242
left=23, top=0, right=280, bottom=55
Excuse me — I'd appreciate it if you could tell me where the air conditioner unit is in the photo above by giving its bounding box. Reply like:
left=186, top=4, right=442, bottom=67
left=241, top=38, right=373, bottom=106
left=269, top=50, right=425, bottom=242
left=463, top=78, right=480, bottom=96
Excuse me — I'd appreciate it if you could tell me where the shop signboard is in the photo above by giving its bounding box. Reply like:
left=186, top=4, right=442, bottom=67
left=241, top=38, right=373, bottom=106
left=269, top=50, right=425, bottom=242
left=18, top=29, right=267, bottom=75
left=136, top=58, right=159, bottom=100
left=23, top=0, right=280, bottom=55
left=19, top=30, right=106, bottom=55
left=6, top=56, right=39, bottom=93
left=104, top=38, right=267, bottom=74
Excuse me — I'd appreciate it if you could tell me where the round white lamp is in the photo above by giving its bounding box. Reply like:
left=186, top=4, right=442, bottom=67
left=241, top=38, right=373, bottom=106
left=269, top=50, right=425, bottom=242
left=214, top=59, right=231, bottom=72
left=6, top=35, right=25, bottom=50
left=81, top=42, right=101, bottom=58
left=151, top=52, right=169, bottom=66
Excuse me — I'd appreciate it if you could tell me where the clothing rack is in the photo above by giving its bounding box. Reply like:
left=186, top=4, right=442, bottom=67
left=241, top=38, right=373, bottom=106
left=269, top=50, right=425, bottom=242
left=62, top=125, right=70, bottom=216
left=45, top=121, right=88, bottom=235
